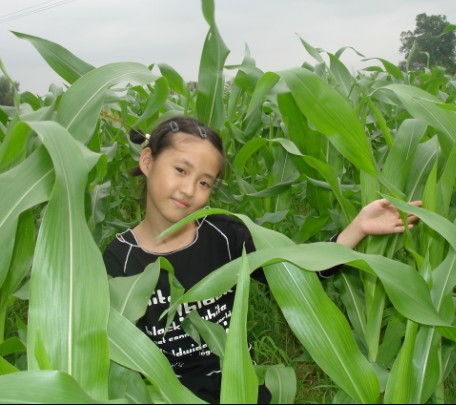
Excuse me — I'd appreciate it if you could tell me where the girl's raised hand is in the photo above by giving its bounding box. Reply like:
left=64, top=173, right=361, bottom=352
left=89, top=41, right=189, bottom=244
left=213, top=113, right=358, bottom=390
left=336, top=198, right=422, bottom=249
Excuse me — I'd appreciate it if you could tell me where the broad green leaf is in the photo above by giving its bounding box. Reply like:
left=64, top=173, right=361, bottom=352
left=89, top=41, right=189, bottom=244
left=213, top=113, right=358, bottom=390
left=265, top=364, right=297, bottom=404
left=363, top=276, right=386, bottom=363
left=233, top=137, right=302, bottom=177
left=13, top=31, right=94, bottom=86
left=405, top=136, right=439, bottom=201
left=232, top=138, right=268, bottom=175
left=363, top=57, right=405, bottom=80
left=0, top=370, right=114, bottom=404
left=246, top=177, right=298, bottom=198
left=278, top=67, right=376, bottom=175
left=0, top=210, right=35, bottom=312
left=0, top=357, right=18, bottom=375
left=0, top=337, right=26, bottom=357
left=226, top=44, right=264, bottom=121
left=381, top=84, right=456, bottom=152
left=298, top=37, right=325, bottom=64
left=376, top=315, right=406, bottom=369
left=0, top=122, right=30, bottom=172
left=421, top=161, right=446, bottom=267
left=328, top=53, right=356, bottom=98
left=335, top=272, right=367, bottom=351
left=158, top=64, right=190, bottom=98
left=108, top=309, right=205, bottom=404
left=162, top=209, right=380, bottom=402
left=384, top=321, right=418, bottom=403
left=220, top=249, right=258, bottom=404
left=161, top=208, right=448, bottom=327
left=364, top=95, right=394, bottom=148
left=246, top=71, right=280, bottom=118
left=432, top=249, right=456, bottom=322
left=436, top=143, right=456, bottom=217
left=133, top=76, right=170, bottom=130
left=108, top=362, right=154, bottom=404
left=109, top=260, right=161, bottom=323
left=158, top=204, right=453, bottom=402
left=0, top=145, right=54, bottom=289
left=196, top=0, right=229, bottom=130
left=302, top=155, right=357, bottom=224
left=411, top=326, right=442, bottom=403
left=88, top=181, right=111, bottom=227
left=260, top=252, right=378, bottom=403
left=384, top=196, right=456, bottom=251
left=292, top=214, right=329, bottom=243
left=182, top=311, right=226, bottom=361
left=57, top=62, right=154, bottom=143
left=25, top=121, right=110, bottom=400
left=382, top=119, right=427, bottom=191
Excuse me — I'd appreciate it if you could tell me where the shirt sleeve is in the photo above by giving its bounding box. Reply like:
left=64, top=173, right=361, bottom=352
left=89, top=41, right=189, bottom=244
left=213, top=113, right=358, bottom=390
left=102, top=238, right=127, bottom=278
left=317, top=233, right=342, bottom=279
left=226, top=217, right=267, bottom=284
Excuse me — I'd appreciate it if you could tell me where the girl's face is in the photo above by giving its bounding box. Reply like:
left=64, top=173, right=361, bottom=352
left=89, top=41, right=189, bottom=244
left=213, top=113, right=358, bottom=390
left=140, top=132, right=223, bottom=227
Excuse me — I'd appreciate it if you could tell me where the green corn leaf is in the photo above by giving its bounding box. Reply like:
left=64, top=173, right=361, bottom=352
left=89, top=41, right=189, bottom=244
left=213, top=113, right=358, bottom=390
left=0, top=370, right=120, bottom=404
left=0, top=145, right=54, bottom=289
left=265, top=364, right=297, bottom=404
left=133, top=76, right=170, bottom=130
left=382, top=119, right=427, bottom=192
left=381, top=84, right=456, bottom=152
left=0, top=357, right=18, bottom=375
left=158, top=63, right=190, bottom=99
left=196, top=0, right=229, bottom=130
left=328, top=53, right=356, bottom=98
left=0, top=210, right=35, bottom=314
left=182, top=310, right=227, bottom=361
left=220, top=248, right=258, bottom=404
left=12, top=31, right=94, bottom=85
left=278, top=67, right=377, bottom=175
left=108, top=308, right=205, bottom=404
left=25, top=121, right=110, bottom=400
left=384, top=321, right=419, bottom=403
left=410, top=326, right=443, bottom=403
left=109, top=260, right=161, bottom=324
left=57, top=62, right=154, bottom=143
left=245, top=71, right=280, bottom=118
left=384, top=196, right=456, bottom=251
left=0, top=337, right=26, bottom=357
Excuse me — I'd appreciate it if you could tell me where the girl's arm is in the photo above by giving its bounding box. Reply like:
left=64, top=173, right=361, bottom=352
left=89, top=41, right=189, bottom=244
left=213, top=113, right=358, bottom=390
left=336, top=198, right=422, bottom=249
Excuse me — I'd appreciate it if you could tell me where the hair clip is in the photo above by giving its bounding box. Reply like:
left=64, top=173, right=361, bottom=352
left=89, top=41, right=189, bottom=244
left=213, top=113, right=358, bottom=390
left=198, top=126, right=208, bottom=138
left=169, top=121, right=179, bottom=132
left=141, top=133, right=151, bottom=147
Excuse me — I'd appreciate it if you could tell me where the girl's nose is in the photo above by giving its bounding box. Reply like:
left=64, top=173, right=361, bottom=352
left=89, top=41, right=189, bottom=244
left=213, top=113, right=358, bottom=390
left=180, top=179, right=196, bottom=197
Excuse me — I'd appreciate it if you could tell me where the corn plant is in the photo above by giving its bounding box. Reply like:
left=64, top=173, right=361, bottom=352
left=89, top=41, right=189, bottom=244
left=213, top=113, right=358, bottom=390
left=0, top=0, right=455, bottom=403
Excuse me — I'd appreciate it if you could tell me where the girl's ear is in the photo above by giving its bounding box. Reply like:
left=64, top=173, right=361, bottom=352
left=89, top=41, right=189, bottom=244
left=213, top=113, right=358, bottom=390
left=139, top=147, right=153, bottom=176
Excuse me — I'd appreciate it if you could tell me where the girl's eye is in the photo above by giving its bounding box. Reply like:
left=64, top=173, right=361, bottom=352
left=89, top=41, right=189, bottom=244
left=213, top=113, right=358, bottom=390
left=175, top=167, right=185, bottom=174
left=200, top=181, right=212, bottom=189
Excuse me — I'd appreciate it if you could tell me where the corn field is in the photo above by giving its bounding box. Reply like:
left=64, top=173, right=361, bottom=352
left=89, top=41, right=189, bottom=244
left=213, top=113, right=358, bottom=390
left=0, top=0, right=455, bottom=403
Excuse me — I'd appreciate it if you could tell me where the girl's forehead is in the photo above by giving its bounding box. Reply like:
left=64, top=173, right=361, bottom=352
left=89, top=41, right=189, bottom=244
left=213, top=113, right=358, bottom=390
left=171, top=133, right=220, bottom=155
left=172, top=132, right=204, bottom=145
left=164, top=133, right=223, bottom=171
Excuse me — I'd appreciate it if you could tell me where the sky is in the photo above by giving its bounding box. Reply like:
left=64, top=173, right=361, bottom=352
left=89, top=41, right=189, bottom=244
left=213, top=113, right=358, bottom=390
left=1, top=0, right=456, bottom=95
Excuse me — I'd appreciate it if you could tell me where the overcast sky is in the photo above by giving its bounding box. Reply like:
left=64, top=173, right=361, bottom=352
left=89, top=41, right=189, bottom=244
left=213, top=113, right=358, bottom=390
left=1, top=0, right=455, bottom=95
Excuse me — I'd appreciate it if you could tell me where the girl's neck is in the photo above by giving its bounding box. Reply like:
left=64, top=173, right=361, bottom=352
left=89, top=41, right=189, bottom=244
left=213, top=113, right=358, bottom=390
left=133, top=216, right=197, bottom=253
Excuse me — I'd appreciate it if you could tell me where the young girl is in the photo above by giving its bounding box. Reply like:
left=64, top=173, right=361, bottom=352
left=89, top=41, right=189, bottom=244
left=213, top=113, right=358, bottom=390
left=103, top=115, right=421, bottom=403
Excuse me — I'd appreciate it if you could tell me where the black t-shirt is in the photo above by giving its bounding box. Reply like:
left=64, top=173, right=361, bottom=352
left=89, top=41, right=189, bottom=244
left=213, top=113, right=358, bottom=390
left=103, top=214, right=260, bottom=378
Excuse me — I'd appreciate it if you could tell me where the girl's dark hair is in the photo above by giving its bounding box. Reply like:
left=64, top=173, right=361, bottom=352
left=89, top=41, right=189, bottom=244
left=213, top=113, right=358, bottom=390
left=129, top=116, right=226, bottom=178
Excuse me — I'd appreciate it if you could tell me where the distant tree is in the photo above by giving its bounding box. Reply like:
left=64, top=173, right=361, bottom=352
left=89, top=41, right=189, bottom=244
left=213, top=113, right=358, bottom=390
left=399, top=13, right=456, bottom=74
left=0, top=76, right=19, bottom=106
